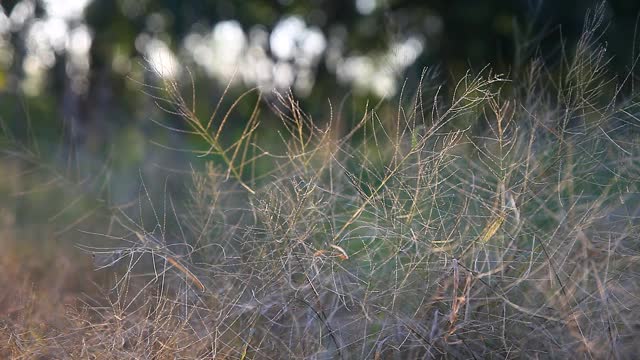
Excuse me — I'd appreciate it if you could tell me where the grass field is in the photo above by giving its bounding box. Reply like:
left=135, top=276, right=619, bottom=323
left=1, top=7, right=640, bottom=359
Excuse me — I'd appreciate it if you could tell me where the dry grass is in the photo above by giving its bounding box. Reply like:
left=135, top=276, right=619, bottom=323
left=2, top=5, right=640, bottom=359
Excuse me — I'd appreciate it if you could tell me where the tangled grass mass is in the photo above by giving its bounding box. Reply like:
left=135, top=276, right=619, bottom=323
left=2, top=7, right=640, bottom=359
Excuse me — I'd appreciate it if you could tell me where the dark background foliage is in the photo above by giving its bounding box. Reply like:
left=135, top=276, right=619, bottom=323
left=2, top=0, right=639, bottom=121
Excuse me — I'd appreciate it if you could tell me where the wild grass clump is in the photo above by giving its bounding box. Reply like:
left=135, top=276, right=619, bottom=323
left=2, top=5, right=640, bottom=359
